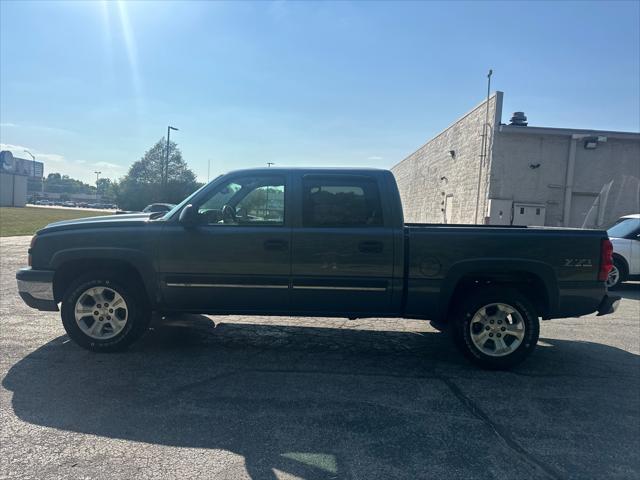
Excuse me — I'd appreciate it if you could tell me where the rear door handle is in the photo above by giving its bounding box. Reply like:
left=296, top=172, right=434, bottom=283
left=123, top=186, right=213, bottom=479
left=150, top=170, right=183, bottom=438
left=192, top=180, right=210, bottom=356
left=358, top=241, right=384, bottom=253
left=263, top=239, right=288, bottom=251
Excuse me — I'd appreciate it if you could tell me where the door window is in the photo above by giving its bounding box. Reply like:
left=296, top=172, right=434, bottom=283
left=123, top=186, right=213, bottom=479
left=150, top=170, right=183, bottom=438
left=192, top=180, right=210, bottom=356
left=197, top=175, right=285, bottom=225
left=302, top=177, right=383, bottom=227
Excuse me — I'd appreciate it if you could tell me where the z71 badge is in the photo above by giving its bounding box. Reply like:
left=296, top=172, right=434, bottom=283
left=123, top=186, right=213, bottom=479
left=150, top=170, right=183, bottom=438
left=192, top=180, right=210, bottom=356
left=564, top=259, right=593, bottom=267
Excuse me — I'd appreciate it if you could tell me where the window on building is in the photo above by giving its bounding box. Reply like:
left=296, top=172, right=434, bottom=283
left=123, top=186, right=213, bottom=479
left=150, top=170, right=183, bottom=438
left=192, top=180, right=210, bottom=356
left=302, top=176, right=383, bottom=227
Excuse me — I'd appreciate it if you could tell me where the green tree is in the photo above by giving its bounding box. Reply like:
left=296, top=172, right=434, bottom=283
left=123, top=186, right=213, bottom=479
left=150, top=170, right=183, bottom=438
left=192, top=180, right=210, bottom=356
left=116, top=138, right=200, bottom=210
left=44, top=173, right=95, bottom=194
left=96, top=178, right=117, bottom=200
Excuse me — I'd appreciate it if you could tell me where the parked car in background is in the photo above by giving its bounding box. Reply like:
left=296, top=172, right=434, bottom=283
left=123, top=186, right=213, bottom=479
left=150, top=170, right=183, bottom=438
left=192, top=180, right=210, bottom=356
left=142, top=203, right=175, bottom=213
left=606, top=214, right=640, bottom=288
left=116, top=203, right=174, bottom=215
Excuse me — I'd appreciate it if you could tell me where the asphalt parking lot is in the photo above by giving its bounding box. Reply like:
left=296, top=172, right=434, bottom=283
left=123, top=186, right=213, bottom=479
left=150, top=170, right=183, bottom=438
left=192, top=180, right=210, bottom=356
left=1, top=236, right=639, bottom=480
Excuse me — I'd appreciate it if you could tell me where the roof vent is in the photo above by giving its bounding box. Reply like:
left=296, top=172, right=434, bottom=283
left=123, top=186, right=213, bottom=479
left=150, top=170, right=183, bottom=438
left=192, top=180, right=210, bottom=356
left=509, top=111, right=528, bottom=126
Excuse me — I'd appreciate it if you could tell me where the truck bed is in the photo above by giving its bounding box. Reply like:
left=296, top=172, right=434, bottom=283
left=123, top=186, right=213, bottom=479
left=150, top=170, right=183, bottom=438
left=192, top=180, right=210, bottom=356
left=402, top=223, right=608, bottom=320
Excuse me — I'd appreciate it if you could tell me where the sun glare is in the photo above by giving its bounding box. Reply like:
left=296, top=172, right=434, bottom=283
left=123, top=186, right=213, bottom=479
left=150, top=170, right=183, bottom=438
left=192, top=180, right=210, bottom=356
left=98, top=0, right=143, bottom=115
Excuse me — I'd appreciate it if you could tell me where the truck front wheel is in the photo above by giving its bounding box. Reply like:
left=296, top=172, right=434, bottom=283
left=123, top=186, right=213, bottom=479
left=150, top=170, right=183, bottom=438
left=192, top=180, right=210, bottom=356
left=451, top=288, right=539, bottom=369
left=60, top=273, right=151, bottom=352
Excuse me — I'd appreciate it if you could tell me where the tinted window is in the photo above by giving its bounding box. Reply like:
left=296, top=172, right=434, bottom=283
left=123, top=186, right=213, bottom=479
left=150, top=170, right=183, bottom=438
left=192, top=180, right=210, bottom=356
left=236, top=184, right=285, bottom=224
left=198, top=175, right=285, bottom=226
left=302, top=177, right=383, bottom=227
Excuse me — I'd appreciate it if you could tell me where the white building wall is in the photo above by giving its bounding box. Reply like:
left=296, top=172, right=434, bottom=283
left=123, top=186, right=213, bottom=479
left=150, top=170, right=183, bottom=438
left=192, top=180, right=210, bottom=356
left=489, top=127, right=640, bottom=227
left=0, top=173, right=27, bottom=207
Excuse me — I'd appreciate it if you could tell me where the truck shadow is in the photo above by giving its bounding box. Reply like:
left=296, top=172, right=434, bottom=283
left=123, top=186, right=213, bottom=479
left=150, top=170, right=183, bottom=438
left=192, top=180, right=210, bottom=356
left=3, top=316, right=640, bottom=479
left=614, top=282, right=640, bottom=300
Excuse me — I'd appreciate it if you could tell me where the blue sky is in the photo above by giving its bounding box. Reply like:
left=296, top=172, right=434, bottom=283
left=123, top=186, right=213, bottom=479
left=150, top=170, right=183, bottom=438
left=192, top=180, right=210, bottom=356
left=1, top=1, right=639, bottom=184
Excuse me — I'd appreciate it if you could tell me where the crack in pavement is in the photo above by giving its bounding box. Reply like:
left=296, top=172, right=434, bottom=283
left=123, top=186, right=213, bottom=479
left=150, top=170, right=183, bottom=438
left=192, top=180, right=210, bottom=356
left=437, top=375, right=564, bottom=480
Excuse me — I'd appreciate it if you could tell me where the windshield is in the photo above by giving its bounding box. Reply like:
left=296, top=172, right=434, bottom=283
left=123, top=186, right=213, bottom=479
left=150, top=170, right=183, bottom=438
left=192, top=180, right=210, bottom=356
left=160, top=183, right=209, bottom=221
left=607, top=218, right=640, bottom=238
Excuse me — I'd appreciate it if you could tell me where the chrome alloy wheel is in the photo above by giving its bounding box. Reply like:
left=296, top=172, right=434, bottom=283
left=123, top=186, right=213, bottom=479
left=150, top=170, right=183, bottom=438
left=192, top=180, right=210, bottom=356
left=606, top=264, right=620, bottom=288
left=74, top=286, right=128, bottom=340
left=469, top=303, right=525, bottom=357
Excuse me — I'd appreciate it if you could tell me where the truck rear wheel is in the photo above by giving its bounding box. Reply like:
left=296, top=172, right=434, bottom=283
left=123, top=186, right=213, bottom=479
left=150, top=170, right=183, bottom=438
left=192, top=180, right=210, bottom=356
left=60, top=272, right=151, bottom=352
left=451, top=288, right=539, bottom=369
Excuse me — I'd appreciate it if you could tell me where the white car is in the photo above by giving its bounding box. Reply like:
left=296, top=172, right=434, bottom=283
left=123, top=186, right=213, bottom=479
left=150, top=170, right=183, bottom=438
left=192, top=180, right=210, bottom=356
left=606, top=214, right=640, bottom=289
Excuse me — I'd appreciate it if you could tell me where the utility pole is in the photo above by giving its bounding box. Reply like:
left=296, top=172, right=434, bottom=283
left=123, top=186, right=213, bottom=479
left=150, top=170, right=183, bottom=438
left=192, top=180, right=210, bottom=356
left=165, top=126, right=179, bottom=190
left=267, top=162, right=274, bottom=168
left=474, top=69, right=493, bottom=224
left=94, top=171, right=101, bottom=200
left=207, top=159, right=211, bottom=182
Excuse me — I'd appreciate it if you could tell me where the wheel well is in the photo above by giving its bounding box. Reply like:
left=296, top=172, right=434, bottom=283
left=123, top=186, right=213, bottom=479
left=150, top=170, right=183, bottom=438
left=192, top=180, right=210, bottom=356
left=53, top=259, right=148, bottom=303
left=447, top=271, right=549, bottom=319
left=612, top=253, right=629, bottom=275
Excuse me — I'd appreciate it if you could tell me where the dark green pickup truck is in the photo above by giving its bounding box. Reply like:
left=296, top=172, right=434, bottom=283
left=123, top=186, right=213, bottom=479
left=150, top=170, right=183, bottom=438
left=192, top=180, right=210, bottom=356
left=16, top=168, right=620, bottom=368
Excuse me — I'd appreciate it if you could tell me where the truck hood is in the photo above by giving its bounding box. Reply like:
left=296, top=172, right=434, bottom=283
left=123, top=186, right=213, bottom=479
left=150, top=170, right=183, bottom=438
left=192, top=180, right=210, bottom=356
left=39, top=212, right=153, bottom=233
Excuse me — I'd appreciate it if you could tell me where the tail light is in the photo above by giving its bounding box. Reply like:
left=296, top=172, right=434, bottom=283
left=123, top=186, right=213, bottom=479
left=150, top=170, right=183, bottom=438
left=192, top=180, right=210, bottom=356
left=598, top=238, right=613, bottom=282
left=28, top=235, right=37, bottom=267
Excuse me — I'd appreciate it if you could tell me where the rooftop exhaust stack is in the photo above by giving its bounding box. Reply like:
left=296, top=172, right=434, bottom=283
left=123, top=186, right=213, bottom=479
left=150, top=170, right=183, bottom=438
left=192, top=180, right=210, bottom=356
left=509, top=111, right=528, bottom=126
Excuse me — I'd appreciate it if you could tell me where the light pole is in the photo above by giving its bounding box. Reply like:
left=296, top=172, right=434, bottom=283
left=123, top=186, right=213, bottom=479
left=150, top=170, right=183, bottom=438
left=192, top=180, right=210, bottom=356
left=165, top=126, right=179, bottom=190
left=474, top=68, right=493, bottom=224
left=23, top=149, right=38, bottom=198
left=94, top=171, right=101, bottom=200
left=23, top=149, right=36, bottom=176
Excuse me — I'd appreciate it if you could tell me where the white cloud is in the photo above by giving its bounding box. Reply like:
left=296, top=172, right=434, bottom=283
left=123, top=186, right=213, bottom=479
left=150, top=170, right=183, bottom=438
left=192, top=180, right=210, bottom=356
left=0, top=122, right=76, bottom=135
left=0, top=143, right=65, bottom=162
left=367, top=156, right=384, bottom=161
left=36, top=153, right=65, bottom=163
left=93, top=161, right=122, bottom=169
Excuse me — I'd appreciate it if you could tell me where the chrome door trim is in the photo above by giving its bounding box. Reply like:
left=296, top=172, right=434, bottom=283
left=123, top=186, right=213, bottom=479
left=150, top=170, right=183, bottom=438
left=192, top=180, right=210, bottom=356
left=291, top=285, right=386, bottom=292
left=166, top=283, right=288, bottom=289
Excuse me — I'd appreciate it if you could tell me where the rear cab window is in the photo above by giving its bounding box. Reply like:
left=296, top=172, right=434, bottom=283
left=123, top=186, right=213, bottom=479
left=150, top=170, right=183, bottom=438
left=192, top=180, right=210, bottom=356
left=301, top=176, right=383, bottom=227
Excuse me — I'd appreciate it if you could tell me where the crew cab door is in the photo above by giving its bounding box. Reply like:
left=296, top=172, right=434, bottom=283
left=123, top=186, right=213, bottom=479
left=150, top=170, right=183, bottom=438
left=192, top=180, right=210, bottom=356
left=157, top=173, right=291, bottom=312
left=290, top=173, right=395, bottom=315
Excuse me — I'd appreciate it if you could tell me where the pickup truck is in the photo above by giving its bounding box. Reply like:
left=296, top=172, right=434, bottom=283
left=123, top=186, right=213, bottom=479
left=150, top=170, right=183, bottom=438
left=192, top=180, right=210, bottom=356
left=16, top=168, right=620, bottom=368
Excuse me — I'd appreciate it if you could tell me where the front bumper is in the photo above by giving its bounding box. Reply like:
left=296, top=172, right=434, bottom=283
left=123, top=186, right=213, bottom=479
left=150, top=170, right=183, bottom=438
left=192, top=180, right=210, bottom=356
left=596, top=294, right=621, bottom=316
left=16, top=268, right=58, bottom=311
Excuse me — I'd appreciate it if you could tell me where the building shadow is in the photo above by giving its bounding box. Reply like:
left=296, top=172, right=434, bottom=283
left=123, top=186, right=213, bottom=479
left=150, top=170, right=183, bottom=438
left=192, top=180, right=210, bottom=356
left=3, top=316, right=639, bottom=479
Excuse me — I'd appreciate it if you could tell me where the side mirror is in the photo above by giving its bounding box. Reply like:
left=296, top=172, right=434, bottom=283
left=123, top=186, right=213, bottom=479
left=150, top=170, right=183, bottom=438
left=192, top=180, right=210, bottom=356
left=179, top=204, right=199, bottom=227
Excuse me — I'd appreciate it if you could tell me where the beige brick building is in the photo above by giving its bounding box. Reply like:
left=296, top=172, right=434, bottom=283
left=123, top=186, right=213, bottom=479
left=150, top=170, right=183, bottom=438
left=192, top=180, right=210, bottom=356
left=392, top=92, right=640, bottom=228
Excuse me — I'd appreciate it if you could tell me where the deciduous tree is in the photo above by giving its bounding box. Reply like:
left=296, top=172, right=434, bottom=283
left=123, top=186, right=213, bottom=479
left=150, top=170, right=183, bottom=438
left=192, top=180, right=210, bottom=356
left=116, top=138, right=200, bottom=211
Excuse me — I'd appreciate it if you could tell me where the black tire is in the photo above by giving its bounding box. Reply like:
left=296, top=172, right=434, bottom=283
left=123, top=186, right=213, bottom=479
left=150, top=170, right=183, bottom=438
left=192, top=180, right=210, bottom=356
left=451, top=287, right=539, bottom=370
left=61, top=272, right=151, bottom=352
left=607, top=258, right=627, bottom=290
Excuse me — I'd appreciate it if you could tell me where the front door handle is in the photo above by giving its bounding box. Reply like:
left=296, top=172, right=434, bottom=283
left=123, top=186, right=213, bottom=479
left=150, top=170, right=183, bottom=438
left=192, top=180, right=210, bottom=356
left=358, top=241, right=384, bottom=253
left=264, top=239, right=288, bottom=251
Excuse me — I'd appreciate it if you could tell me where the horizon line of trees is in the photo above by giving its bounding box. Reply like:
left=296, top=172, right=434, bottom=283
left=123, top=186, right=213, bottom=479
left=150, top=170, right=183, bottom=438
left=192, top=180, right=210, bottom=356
left=35, top=138, right=202, bottom=210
